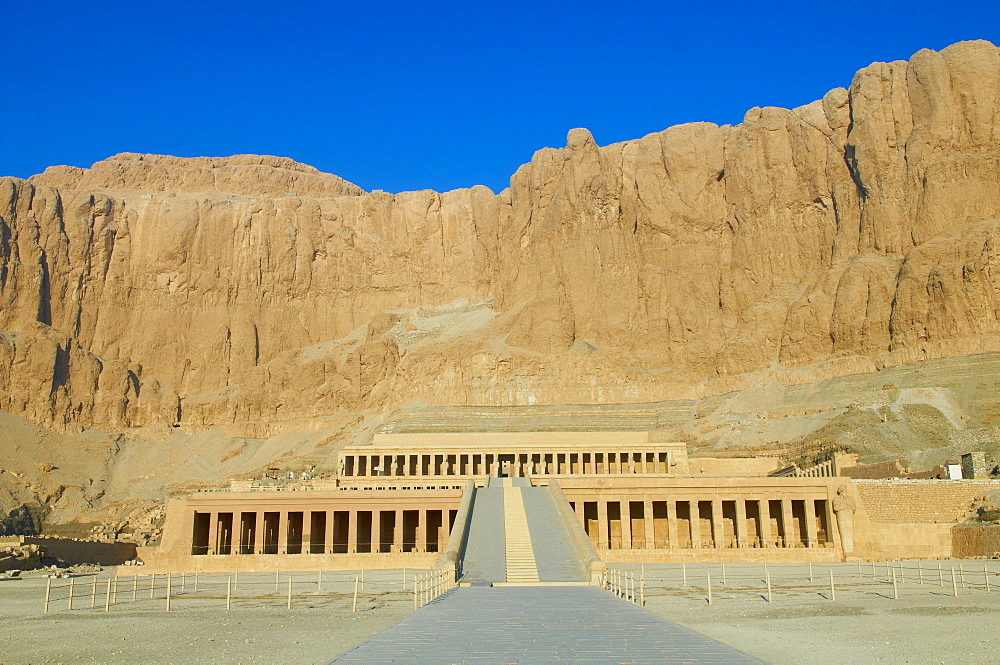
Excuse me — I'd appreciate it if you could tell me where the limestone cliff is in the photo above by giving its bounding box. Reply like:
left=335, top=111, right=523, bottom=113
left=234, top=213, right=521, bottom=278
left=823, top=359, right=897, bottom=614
left=1, top=39, right=999, bottom=441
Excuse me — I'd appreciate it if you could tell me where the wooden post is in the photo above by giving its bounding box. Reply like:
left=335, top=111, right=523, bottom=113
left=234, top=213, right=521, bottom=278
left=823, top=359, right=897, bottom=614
left=361, top=567, right=365, bottom=590
left=952, top=568, right=959, bottom=597
left=287, top=577, right=293, bottom=610
left=234, top=570, right=239, bottom=593
left=352, top=575, right=359, bottom=613
left=91, top=577, right=98, bottom=608
left=68, top=577, right=74, bottom=610
left=871, top=561, right=876, bottom=579
left=104, top=578, right=112, bottom=612
left=403, top=567, right=406, bottom=585
left=899, top=562, right=905, bottom=583
left=318, top=569, right=323, bottom=592
left=918, top=561, right=924, bottom=585
left=43, top=577, right=51, bottom=613
left=413, top=578, right=418, bottom=609
left=682, top=562, right=687, bottom=587
left=891, top=569, right=898, bottom=600
left=195, top=571, right=200, bottom=593
left=707, top=572, right=712, bottom=605
left=987, top=564, right=992, bottom=592
left=150, top=573, right=156, bottom=599
left=166, top=574, right=172, bottom=612
left=275, top=568, right=280, bottom=593
left=132, top=575, right=138, bottom=601
left=182, top=572, right=187, bottom=592
left=939, top=562, right=944, bottom=587
left=809, top=561, right=813, bottom=583
left=722, top=562, right=727, bottom=586
left=857, top=561, right=862, bottom=578
left=829, top=569, right=835, bottom=601
left=766, top=571, right=772, bottom=603
left=226, top=576, right=232, bottom=610
left=112, top=575, right=118, bottom=605
left=960, top=563, right=966, bottom=588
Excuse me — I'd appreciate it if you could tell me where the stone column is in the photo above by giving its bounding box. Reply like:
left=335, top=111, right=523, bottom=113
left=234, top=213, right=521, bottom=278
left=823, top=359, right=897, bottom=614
left=277, top=511, right=289, bottom=554
left=804, top=499, right=819, bottom=547
left=347, top=511, right=358, bottom=554
left=735, top=500, right=748, bottom=548
left=621, top=500, right=632, bottom=549
left=689, top=501, right=702, bottom=549
left=325, top=511, right=335, bottom=554
left=416, top=509, right=427, bottom=552
left=644, top=498, right=655, bottom=549
left=394, top=509, right=404, bottom=553
left=302, top=511, right=313, bottom=555
left=253, top=512, right=265, bottom=554
left=208, top=512, right=219, bottom=555
left=711, top=499, right=724, bottom=549
left=597, top=501, right=609, bottom=549
left=781, top=499, right=795, bottom=547
left=666, top=501, right=680, bottom=549
left=641, top=453, right=648, bottom=474
left=758, top=499, right=773, bottom=548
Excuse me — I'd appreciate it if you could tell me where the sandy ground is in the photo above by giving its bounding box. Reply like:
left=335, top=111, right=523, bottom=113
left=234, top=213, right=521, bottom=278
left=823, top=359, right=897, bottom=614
left=2, top=561, right=999, bottom=664
left=630, top=560, right=1000, bottom=665
left=0, top=569, right=416, bottom=665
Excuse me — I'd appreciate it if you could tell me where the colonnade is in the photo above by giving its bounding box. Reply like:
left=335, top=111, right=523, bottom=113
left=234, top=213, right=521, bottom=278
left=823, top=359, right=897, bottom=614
left=572, top=496, right=833, bottom=549
left=191, top=508, right=457, bottom=556
left=341, top=450, right=673, bottom=477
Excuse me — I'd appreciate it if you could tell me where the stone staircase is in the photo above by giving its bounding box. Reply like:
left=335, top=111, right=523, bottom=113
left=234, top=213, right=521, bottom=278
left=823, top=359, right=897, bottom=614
left=502, top=480, right=539, bottom=584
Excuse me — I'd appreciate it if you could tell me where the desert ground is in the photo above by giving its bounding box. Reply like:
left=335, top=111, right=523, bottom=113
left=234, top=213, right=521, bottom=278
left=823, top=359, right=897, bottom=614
left=2, top=561, right=999, bottom=664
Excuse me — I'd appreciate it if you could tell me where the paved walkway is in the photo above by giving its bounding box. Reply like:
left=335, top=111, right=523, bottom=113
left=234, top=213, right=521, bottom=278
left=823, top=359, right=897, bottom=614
left=328, top=586, right=765, bottom=664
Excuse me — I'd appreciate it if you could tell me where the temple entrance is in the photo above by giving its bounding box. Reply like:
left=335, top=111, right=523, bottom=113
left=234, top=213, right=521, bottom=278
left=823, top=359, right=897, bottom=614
left=498, top=454, right=515, bottom=477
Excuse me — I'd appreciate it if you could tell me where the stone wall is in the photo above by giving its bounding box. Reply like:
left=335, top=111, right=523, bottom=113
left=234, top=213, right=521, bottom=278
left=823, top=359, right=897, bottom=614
left=853, top=480, right=999, bottom=523
left=952, top=524, right=1000, bottom=558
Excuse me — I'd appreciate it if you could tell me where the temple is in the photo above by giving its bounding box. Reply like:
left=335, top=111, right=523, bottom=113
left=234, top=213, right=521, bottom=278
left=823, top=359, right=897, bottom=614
left=141, top=429, right=997, bottom=574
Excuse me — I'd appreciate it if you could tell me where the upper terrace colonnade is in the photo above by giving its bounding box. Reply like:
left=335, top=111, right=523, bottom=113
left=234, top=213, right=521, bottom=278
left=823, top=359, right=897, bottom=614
left=338, top=432, right=689, bottom=479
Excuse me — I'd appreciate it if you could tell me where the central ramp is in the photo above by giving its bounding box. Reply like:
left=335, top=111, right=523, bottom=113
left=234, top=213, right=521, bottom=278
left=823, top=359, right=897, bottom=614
left=459, top=477, right=590, bottom=585
left=328, top=586, right=764, bottom=664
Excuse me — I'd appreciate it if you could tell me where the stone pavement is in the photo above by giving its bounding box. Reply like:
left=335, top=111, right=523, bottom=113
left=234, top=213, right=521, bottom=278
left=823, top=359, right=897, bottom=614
left=327, top=586, right=765, bottom=664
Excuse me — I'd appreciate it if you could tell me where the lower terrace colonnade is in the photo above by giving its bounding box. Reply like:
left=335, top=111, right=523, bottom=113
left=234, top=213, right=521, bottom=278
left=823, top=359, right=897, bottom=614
left=191, top=507, right=458, bottom=556
left=567, top=496, right=833, bottom=550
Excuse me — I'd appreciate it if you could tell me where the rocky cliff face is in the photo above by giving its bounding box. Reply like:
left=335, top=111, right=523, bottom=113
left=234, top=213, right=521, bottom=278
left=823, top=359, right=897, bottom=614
left=2, top=40, right=999, bottom=439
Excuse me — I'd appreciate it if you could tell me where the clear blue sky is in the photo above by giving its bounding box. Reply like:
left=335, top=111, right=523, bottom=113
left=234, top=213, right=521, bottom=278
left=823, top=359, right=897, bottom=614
left=2, top=1, right=998, bottom=194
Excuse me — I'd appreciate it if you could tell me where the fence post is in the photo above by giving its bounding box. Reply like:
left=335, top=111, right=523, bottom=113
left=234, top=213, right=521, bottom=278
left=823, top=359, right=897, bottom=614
left=287, top=577, right=293, bottom=610
left=829, top=569, right=835, bottom=601
left=891, top=569, right=898, bottom=600
left=403, top=567, right=406, bottom=585
left=766, top=571, right=772, bottom=603
left=640, top=572, right=645, bottom=607
left=318, top=569, right=322, bottom=592
left=960, top=564, right=966, bottom=588
left=182, top=572, right=187, bottom=593
left=899, top=562, right=905, bottom=583
left=857, top=561, right=862, bottom=579
left=682, top=562, right=687, bottom=587
left=132, top=576, right=138, bottom=601
left=352, top=575, right=359, bottom=613
left=234, top=570, right=239, bottom=593
left=360, top=568, right=365, bottom=590
left=938, top=562, right=944, bottom=587
left=707, top=572, right=712, bottom=605
left=918, top=561, right=924, bottom=585
left=809, top=561, right=813, bottom=583
left=91, top=577, right=98, bottom=608
left=150, top=573, right=156, bottom=599
left=227, top=576, right=232, bottom=610
left=105, top=578, right=112, bottom=612
left=195, top=571, right=200, bottom=593
left=68, top=577, right=74, bottom=610
left=44, top=577, right=51, bottom=613
left=413, top=578, right=418, bottom=610
left=722, top=562, right=727, bottom=586
left=952, top=568, right=959, bottom=597
left=275, top=568, right=280, bottom=593
left=166, top=574, right=172, bottom=612
left=986, top=565, right=991, bottom=592
left=112, top=574, right=118, bottom=605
